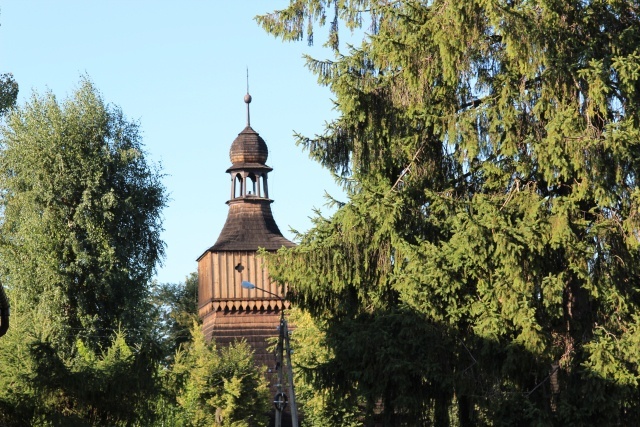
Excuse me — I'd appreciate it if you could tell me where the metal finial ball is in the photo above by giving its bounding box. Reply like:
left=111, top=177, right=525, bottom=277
left=244, top=93, right=252, bottom=104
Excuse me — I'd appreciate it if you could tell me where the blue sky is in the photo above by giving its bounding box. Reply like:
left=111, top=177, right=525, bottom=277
left=0, top=1, right=345, bottom=284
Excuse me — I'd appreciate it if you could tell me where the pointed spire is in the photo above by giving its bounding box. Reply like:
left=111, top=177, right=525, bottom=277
left=244, top=67, right=252, bottom=126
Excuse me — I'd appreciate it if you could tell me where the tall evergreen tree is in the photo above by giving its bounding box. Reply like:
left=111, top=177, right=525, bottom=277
left=258, top=1, right=640, bottom=425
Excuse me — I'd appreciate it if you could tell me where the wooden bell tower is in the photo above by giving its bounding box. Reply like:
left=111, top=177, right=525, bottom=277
left=196, top=92, right=295, bottom=366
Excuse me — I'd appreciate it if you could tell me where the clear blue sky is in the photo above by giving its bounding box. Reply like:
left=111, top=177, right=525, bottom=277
left=0, top=1, right=344, bottom=284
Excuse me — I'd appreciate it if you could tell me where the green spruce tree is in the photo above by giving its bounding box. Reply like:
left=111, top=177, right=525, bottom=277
left=163, top=323, right=270, bottom=427
left=259, top=1, right=640, bottom=425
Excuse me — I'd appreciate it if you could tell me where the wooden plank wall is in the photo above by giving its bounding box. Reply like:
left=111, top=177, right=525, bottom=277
left=198, top=250, right=287, bottom=318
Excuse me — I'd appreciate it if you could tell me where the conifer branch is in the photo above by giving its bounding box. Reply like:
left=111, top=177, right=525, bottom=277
left=387, top=140, right=426, bottom=195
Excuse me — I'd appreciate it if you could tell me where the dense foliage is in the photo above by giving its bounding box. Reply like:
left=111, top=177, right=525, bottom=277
left=152, top=272, right=199, bottom=360
left=158, top=323, right=270, bottom=427
left=259, top=1, right=640, bottom=425
left=0, top=78, right=166, bottom=350
left=0, top=78, right=167, bottom=425
left=0, top=73, right=18, bottom=117
left=0, top=80, right=270, bottom=426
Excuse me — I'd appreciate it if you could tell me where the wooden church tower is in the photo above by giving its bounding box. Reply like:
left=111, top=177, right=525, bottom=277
left=197, top=91, right=295, bottom=365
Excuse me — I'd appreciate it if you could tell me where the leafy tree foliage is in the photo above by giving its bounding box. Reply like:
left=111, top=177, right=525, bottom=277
left=0, top=77, right=166, bottom=351
left=0, top=73, right=18, bottom=117
left=151, top=272, right=199, bottom=360
left=0, top=77, right=166, bottom=425
left=259, top=1, right=640, bottom=425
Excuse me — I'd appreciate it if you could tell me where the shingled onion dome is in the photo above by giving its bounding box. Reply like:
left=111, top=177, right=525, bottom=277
left=229, top=126, right=268, bottom=166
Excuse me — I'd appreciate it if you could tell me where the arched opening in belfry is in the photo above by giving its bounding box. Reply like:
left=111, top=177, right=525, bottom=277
left=260, top=173, right=269, bottom=198
left=247, top=173, right=258, bottom=196
left=234, top=173, right=243, bottom=198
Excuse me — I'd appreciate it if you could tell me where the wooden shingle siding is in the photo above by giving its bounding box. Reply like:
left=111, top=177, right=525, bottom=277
left=206, top=199, right=296, bottom=252
left=202, top=308, right=282, bottom=369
